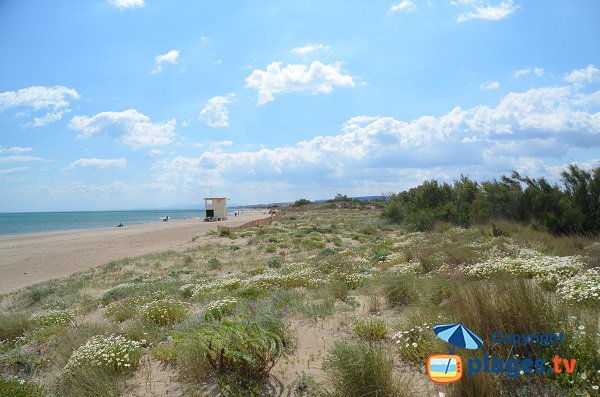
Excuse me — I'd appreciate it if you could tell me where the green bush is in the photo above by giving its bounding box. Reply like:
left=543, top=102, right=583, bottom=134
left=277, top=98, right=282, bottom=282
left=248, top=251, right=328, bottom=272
left=322, top=340, right=407, bottom=397
left=101, top=282, right=145, bottom=305
left=139, top=299, right=191, bottom=326
left=175, top=317, right=285, bottom=385
left=267, top=257, right=283, bottom=269
left=0, top=314, right=33, bottom=341
left=207, top=258, right=221, bottom=270
left=292, top=199, right=312, bottom=207
left=352, top=318, right=387, bottom=341
left=0, top=377, right=45, bottom=397
left=379, top=273, right=418, bottom=306
left=31, top=309, right=74, bottom=327
left=57, top=366, right=119, bottom=397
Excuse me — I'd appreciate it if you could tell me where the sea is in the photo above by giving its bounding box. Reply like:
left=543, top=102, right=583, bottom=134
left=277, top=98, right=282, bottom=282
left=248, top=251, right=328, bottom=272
left=0, top=209, right=241, bottom=236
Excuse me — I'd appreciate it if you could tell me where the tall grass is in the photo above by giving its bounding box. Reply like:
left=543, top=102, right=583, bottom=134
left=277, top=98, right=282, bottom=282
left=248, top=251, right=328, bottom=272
left=57, top=366, right=120, bottom=397
left=0, top=314, right=33, bottom=341
left=322, top=340, right=409, bottom=397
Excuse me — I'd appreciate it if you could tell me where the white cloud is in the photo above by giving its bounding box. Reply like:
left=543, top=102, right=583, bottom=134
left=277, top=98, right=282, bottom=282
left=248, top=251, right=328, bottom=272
left=514, top=67, right=545, bottom=78
left=291, top=43, right=331, bottom=55
left=0, top=85, right=79, bottom=127
left=0, top=167, right=29, bottom=175
left=64, top=158, right=127, bottom=171
left=565, top=64, right=600, bottom=85
left=69, top=109, right=176, bottom=147
left=0, top=147, right=32, bottom=154
left=108, top=0, right=144, bottom=9
left=514, top=68, right=530, bottom=78
left=389, top=0, right=417, bottom=14
left=0, top=155, right=45, bottom=163
left=157, top=83, right=600, bottom=198
left=199, top=94, right=234, bottom=127
left=457, top=1, right=519, bottom=22
left=480, top=81, right=500, bottom=90
left=245, top=61, right=356, bottom=105
left=151, top=49, right=180, bottom=74
left=212, top=140, right=234, bottom=148
left=146, top=149, right=162, bottom=157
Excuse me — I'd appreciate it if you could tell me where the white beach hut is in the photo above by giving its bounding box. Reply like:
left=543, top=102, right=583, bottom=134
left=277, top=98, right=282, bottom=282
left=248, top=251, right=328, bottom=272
left=203, top=197, right=227, bottom=221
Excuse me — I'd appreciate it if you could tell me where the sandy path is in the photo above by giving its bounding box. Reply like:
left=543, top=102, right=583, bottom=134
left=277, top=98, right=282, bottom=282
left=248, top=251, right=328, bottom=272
left=0, top=212, right=271, bottom=294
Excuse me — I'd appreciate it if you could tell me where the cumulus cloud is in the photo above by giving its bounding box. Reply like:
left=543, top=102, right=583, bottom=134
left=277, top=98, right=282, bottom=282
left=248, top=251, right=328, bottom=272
left=64, top=158, right=127, bottom=171
left=69, top=109, right=176, bottom=147
left=157, top=82, right=600, bottom=198
left=245, top=61, right=356, bottom=105
left=291, top=43, right=330, bottom=55
left=0, top=85, right=79, bottom=127
left=199, top=94, right=234, bottom=127
left=388, top=0, right=417, bottom=14
left=151, top=49, right=180, bottom=74
left=565, top=64, right=600, bottom=85
left=457, top=0, right=519, bottom=22
left=108, top=0, right=144, bottom=9
left=480, top=81, right=500, bottom=90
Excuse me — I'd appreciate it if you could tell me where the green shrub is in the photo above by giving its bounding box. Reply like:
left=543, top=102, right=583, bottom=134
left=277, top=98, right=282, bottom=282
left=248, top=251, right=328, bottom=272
left=21, top=285, right=56, bottom=306
left=322, top=340, right=407, bottom=397
left=352, top=318, right=387, bottom=341
left=371, top=248, right=392, bottom=262
left=0, top=314, right=33, bottom=341
left=292, top=199, right=312, bottom=207
left=104, top=292, right=167, bottom=322
left=175, top=317, right=285, bottom=385
left=204, top=298, right=238, bottom=321
left=57, top=365, right=120, bottom=397
left=150, top=343, right=176, bottom=364
left=62, top=334, right=143, bottom=375
left=379, top=273, right=418, bottom=306
left=267, top=257, right=283, bottom=269
left=0, top=377, right=45, bottom=397
left=101, top=282, right=145, bottom=305
left=207, top=258, right=221, bottom=270
left=30, top=309, right=74, bottom=327
left=290, top=372, right=322, bottom=396
left=139, top=299, right=191, bottom=326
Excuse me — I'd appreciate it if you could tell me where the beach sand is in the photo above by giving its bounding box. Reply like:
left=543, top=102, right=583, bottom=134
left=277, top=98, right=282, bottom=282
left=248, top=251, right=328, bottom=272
left=0, top=211, right=271, bottom=294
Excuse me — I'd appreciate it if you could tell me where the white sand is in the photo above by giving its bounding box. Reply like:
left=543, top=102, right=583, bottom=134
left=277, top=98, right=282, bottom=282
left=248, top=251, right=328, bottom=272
left=0, top=211, right=271, bottom=294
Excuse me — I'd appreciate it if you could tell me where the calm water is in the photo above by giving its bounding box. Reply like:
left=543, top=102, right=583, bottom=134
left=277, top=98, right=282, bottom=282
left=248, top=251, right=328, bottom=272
left=0, top=209, right=225, bottom=235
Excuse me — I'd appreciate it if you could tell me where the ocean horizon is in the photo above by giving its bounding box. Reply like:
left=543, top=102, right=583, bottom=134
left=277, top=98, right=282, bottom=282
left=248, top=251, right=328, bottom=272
left=0, top=209, right=244, bottom=236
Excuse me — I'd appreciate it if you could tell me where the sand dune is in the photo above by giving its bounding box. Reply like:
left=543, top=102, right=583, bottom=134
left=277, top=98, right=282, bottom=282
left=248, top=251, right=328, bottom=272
left=0, top=211, right=270, bottom=294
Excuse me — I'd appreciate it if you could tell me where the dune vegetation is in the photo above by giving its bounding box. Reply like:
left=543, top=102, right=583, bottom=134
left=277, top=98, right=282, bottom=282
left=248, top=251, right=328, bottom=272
left=0, top=198, right=599, bottom=396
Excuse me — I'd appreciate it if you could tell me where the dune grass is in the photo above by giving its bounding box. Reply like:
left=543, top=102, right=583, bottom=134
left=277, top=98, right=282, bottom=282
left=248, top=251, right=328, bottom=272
left=0, top=207, right=598, bottom=396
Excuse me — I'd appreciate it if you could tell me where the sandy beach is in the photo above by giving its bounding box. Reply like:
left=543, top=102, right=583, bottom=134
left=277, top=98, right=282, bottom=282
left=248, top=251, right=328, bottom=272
left=0, top=211, right=270, bottom=294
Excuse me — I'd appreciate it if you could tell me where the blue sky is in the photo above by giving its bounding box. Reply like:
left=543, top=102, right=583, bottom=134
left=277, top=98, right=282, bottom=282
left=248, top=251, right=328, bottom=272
left=1, top=0, right=599, bottom=211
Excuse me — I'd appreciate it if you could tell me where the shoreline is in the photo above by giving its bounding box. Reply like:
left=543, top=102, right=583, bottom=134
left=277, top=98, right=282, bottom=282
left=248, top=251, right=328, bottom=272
left=0, top=208, right=264, bottom=237
left=0, top=211, right=271, bottom=294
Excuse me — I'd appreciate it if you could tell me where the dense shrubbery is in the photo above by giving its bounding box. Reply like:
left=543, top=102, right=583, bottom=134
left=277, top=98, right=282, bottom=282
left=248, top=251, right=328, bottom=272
left=383, top=164, right=600, bottom=234
left=175, top=316, right=288, bottom=388
left=292, top=198, right=312, bottom=207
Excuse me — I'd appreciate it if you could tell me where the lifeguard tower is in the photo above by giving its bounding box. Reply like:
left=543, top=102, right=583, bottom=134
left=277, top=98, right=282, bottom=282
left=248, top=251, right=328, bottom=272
left=203, top=197, right=227, bottom=221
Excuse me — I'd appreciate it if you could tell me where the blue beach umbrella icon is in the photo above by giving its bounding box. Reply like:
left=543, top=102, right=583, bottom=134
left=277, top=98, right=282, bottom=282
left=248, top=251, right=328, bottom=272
left=433, top=323, right=483, bottom=350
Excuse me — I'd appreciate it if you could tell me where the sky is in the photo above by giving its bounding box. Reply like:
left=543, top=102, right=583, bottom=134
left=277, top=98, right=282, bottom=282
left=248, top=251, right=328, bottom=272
left=0, top=0, right=599, bottom=212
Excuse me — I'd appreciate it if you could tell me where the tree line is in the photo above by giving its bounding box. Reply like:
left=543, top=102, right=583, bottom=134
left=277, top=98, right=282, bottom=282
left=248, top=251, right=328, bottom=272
left=382, top=164, right=600, bottom=234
